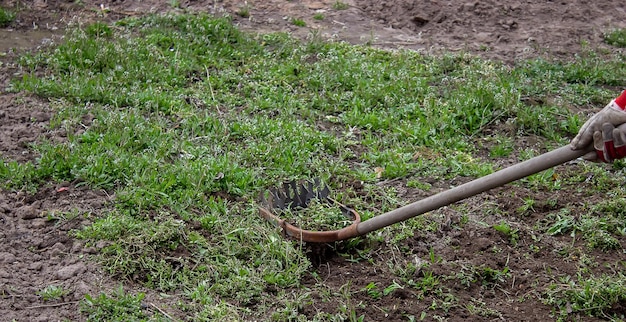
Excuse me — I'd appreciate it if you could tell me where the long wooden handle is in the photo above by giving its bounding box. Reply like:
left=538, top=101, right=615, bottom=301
left=355, top=144, right=593, bottom=236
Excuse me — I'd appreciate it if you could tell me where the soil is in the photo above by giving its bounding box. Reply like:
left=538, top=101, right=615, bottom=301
left=1, top=0, right=625, bottom=321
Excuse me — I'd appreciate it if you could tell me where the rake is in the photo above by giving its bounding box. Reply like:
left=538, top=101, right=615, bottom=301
left=259, top=139, right=604, bottom=243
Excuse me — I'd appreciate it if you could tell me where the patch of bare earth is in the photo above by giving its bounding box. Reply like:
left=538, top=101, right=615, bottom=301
left=1, top=0, right=625, bottom=321
left=1, top=184, right=107, bottom=321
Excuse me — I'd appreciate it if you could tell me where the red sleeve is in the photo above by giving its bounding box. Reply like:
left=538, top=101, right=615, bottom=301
left=615, top=90, right=626, bottom=110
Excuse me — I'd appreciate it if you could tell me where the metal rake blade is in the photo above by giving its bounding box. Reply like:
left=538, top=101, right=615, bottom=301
left=258, top=178, right=360, bottom=243
left=260, top=178, right=331, bottom=210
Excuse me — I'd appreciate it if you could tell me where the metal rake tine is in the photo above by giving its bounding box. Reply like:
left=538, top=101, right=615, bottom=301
left=270, top=186, right=285, bottom=209
left=289, top=181, right=300, bottom=207
left=303, top=180, right=316, bottom=205
left=295, top=181, right=310, bottom=207
left=317, top=180, right=330, bottom=200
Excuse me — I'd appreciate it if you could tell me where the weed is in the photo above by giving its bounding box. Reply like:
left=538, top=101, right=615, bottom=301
left=545, top=211, right=575, bottom=236
left=383, top=280, right=404, bottom=296
left=543, top=272, right=626, bottom=320
left=273, top=198, right=354, bottom=231
left=85, top=22, right=113, bottom=38
left=363, top=282, right=382, bottom=299
left=406, top=179, right=431, bottom=191
left=81, top=286, right=149, bottom=321
left=516, top=197, right=535, bottom=216
left=237, top=6, right=250, bottom=18
left=313, top=13, right=324, bottom=20
left=493, top=221, right=519, bottom=245
left=291, top=18, right=306, bottom=27
left=604, top=28, right=626, bottom=48
left=38, top=285, right=68, bottom=301
left=0, top=6, right=15, bottom=27
left=332, top=1, right=349, bottom=10
left=479, top=265, right=510, bottom=286
left=466, top=299, right=502, bottom=318
left=488, top=135, right=513, bottom=158
left=169, top=0, right=181, bottom=9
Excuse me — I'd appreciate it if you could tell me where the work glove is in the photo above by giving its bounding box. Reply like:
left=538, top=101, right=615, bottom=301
left=582, top=123, right=626, bottom=162
left=571, top=90, right=626, bottom=151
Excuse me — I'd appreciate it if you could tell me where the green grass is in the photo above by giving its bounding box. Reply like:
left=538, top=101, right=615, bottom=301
left=291, top=18, right=306, bottom=27
left=0, top=6, right=15, bottom=27
left=237, top=6, right=250, bottom=18
left=332, top=1, right=349, bottom=10
left=38, top=285, right=68, bottom=301
left=81, top=286, right=157, bottom=321
left=4, top=13, right=626, bottom=320
left=543, top=272, right=626, bottom=321
left=604, top=28, right=626, bottom=48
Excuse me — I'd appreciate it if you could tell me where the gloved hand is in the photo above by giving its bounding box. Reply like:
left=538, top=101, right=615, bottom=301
left=582, top=123, right=626, bottom=163
left=571, top=90, right=626, bottom=151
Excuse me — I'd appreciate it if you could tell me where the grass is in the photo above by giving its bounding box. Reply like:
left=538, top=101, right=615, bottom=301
left=0, top=6, right=15, bottom=27
left=332, top=1, right=349, bottom=10
left=291, top=18, right=306, bottom=27
left=81, top=286, right=156, bottom=321
left=3, top=13, right=626, bottom=320
left=38, top=285, right=68, bottom=301
left=604, top=28, right=626, bottom=48
left=543, top=272, right=626, bottom=321
left=237, top=6, right=250, bottom=18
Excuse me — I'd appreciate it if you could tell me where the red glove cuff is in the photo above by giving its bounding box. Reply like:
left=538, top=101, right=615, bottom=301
left=615, top=90, right=626, bottom=110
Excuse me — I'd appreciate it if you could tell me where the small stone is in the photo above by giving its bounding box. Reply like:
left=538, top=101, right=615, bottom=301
left=49, top=242, right=67, bottom=257
left=29, top=262, right=43, bottom=271
left=71, top=241, right=84, bottom=253
left=31, top=218, right=48, bottom=228
left=474, top=237, right=492, bottom=251
left=412, top=15, right=430, bottom=27
left=56, top=262, right=86, bottom=280
left=74, top=280, right=91, bottom=300
left=0, top=252, right=16, bottom=263
left=17, top=205, right=39, bottom=220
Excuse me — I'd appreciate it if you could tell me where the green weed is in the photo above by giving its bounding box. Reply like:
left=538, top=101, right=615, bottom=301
left=543, top=272, right=626, bottom=320
left=0, top=6, right=15, bottom=27
left=38, top=285, right=68, bottom=301
left=291, top=18, right=306, bottom=27
left=85, top=21, right=113, bottom=38
left=488, top=135, right=513, bottom=158
left=363, top=282, right=382, bottom=299
left=332, top=1, right=349, bottom=10
left=81, top=286, right=150, bottom=321
left=604, top=28, right=626, bottom=48
left=237, top=6, right=250, bottom=18
left=493, top=221, right=519, bottom=245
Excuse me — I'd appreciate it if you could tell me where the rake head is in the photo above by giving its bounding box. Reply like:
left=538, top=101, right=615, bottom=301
left=258, top=178, right=361, bottom=243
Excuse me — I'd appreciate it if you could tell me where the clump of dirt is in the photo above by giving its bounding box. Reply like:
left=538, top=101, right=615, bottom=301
left=0, top=94, right=63, bottom=162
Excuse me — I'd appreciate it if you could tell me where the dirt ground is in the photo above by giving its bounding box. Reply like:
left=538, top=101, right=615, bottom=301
left=1, top=0, right=626, bottom=321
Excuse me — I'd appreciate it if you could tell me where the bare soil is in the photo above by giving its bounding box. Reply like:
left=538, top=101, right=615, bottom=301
left=1, top=0, right=626, bottom=321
